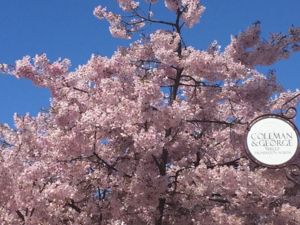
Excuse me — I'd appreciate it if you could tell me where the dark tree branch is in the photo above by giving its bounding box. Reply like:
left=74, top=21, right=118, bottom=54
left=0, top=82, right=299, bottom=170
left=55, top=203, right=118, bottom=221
left=186, top=118, right=246, bottom=126
left=152, top=148, right=168, bottom=176
left=16, top=210, right=25, bottom=222
left=155, top=198, right=166, bottom=225
left=194, top=151, right=203, bottom=167
left=65, top=199, right=81, bottom=213
left=93, top=152, right=118, bottom=173
left=132, top=10, right=176, bottom=27
left=170, top=168, right=185, bottom=194
left=207, top=157, right=244, bottom=170
left=209, top=193, right=229, bottom=204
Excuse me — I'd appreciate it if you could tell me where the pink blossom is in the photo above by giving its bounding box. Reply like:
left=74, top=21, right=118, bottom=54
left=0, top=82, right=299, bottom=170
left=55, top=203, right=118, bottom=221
left=181, top=0, right=205, bottom=28
left=0, top=1, right=300, bottom=224
left=117, top=0, right=139, bottom=11
left=164, top=0, right=180, bottom=11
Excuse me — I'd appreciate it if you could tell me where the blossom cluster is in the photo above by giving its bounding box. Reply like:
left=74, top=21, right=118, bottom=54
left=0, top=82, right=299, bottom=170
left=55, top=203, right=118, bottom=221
left=1, top=1, right=300, bottom=224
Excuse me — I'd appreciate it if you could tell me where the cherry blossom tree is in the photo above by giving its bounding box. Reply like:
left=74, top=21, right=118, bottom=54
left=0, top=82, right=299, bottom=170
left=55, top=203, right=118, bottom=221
left=1, top=0, right=300, bottom=224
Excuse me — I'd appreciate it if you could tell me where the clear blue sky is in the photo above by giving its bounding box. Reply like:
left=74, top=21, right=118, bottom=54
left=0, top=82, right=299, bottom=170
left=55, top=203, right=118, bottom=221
left=0, top=0, right=300, bottom=126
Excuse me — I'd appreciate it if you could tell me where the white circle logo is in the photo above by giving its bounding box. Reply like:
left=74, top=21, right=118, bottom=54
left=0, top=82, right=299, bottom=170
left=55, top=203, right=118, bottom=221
left=246, top=116, right=299, bottom=166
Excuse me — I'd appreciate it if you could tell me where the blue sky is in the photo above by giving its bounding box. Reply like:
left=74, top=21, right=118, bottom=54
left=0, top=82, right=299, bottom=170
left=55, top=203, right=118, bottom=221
left=0, top=0, right=299, bottom=126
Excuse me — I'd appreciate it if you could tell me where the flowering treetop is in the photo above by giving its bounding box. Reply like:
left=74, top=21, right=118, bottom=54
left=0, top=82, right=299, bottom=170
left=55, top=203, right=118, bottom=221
left=1, top=0, right=300, bottom=224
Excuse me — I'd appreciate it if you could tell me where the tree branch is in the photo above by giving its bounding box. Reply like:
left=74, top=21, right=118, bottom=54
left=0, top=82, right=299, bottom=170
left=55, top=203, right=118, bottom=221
left=155, top=198, right=166, bottom=225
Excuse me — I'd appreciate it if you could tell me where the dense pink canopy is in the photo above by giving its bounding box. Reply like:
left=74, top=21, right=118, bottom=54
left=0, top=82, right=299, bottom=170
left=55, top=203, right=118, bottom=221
left=1, top=1, right=300, bottom=224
